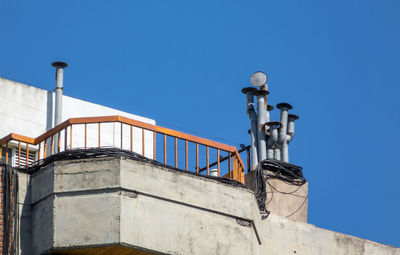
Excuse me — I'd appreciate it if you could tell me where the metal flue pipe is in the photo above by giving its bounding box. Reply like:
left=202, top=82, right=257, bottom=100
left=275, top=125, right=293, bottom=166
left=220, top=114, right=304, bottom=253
left=287, top=114, right=299, bottom=143
left=242, top=87, right=259, bottom=170
left=254, top=90, right=269, bottom=162
left=265, top=121, right=280, bottom=159
left=276, top=103, right=293, bottom=162
left=284, top=114, right=299, bottom=162
left=52, top=61, right=68, bottom=127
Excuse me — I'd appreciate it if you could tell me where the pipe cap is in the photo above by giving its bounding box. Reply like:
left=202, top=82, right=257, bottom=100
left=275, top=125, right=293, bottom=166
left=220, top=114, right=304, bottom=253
left=267, top=105, right=274, bottom=111
left=276, top=102, right=293, bottom=110
left=253, top=90, right=269, bottom=96
left=288, top=114, right=299, bottom=120
left=52, top=61, right=68, bottom=68
left=241, top=87, right=258, bottom=94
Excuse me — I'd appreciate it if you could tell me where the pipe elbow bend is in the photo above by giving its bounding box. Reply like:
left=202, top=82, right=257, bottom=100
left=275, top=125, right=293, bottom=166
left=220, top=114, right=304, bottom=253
left=286, top=133, right=294, bottom=143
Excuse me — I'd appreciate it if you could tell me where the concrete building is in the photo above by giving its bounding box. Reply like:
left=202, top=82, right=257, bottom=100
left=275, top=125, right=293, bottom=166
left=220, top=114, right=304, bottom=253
left=0, top=67, right=399, bottom=255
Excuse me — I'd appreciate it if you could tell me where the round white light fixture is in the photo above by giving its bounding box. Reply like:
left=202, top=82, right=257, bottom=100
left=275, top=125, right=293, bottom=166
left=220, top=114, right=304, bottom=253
left=250, top=71, right=267, bottom=87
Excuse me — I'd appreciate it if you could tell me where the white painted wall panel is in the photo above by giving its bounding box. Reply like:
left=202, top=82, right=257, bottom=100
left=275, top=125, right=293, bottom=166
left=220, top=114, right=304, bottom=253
left=0, top=78, right=155, bottom=158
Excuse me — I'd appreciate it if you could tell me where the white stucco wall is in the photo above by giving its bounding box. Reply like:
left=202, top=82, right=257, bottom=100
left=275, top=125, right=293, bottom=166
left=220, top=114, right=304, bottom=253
left=0, top=77, right=155, bottom=158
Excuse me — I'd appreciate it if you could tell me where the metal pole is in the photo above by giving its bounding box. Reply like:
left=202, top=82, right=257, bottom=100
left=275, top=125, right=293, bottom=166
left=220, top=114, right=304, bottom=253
left=52, top=61, right=68, bottom=152
left=285, top=114, right=299, bottom=163
left=254, top=90, right=269, bottom=162
left=276, top=103, right=293, bottom=162
left=242, top=87, right=259, bottom=170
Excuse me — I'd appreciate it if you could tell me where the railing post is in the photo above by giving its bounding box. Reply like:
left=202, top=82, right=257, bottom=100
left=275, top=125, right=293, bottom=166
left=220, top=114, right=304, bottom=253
left=228, top=152, right=231, bottom=179
left=233, top=155, right=238, bottom=181
left=38, top=143, right=41, bottom=161
left=64, top=128, right=67, bottom=151
left=98, top=123, right=100, bottom=147
left=57, top=132, right=61, bottom=152
left=217, top=149, right=220, bottom=176
left=44, top=140, right=48, bottom=159
left=174, top=137, right=178, bottom=168
left=164, top=134, right=167, bottom=165
left=18, top=142, right=21, bottom=167
left=206, top=146, right=209, bottom=175
left=196, top=143, right=199, bottom=173
left=6, top=142, right=9, bottom=165
left=142, top=129, right=145, bottom=157
left=121, top=123, right=123, bottom=150
left=50, top=136, right=54, bottom=155
left=130, top=126, right=133, bottom=152
left=185, top=140, right=188, bottom=171
left=84, top=123, right=87, bottom=149
left=70, top=125, right=73, bottom=150
left=153, top=132, right=156, bottom=160
left=26, top=144, right=30, bottom=168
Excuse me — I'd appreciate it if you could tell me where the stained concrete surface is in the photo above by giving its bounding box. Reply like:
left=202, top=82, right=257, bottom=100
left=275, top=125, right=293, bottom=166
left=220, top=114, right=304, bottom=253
left=21, top=157, right=399, bottom=255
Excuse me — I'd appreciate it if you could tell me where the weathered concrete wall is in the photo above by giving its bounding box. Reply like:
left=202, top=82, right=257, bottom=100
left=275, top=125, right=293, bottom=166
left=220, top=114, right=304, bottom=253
left=28, top=157, right=399, bottom=255
left=17, top=172, right=32, bottom=255
left=30, top=157, right=259, bottom=255
left=245, top=170, right=308, bottom=222
left=259, top=214, right=399, bottom=255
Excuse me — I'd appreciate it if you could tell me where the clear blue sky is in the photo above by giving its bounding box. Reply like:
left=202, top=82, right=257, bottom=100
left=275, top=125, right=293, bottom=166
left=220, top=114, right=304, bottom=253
left=1, top=0, right=399, bottom=247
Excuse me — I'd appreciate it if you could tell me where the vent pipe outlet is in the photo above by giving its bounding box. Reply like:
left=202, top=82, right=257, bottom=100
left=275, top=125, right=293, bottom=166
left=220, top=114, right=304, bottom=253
left=254, top=90, right=269, bottom=162
left=52, top=61, right=68, bottom=127
left=276, top=103, right=293, bottom=162
left=242, top=87, right=259, bottom=169
left=284, top=114, right=299, bottom=162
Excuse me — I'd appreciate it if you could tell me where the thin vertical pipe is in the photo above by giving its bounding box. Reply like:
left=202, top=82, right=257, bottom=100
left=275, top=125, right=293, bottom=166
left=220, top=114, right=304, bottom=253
left=26, top=144, right=30, bottom=167
left=228, top=152, right=232, bottom=179
left=153, top=132, right=156, bottom=160
left=18, top=142, right=21, bottom=167
left=0, top=146, right=2, bottom=163
left=142, top=129, right=145, bottom=157
left=196, top=143, right=199, bottom=173
left=130, top=125, right=133, bottom=152
left=84, top=123, right=87, bottom=149
left=98, top=123, right=101, bottom=147
left=206, top=146, right=209, bottom=175
left=217, top=149, right=220, bottom=177
left=185, top=140, right=188, bottom=171
left=70, top=125, right=73, bottom=150
left=175, top=137, right=178, bottom=168
left=5, top=143, right=8, bottom=165
left=164, top=134, right=167, bottom=164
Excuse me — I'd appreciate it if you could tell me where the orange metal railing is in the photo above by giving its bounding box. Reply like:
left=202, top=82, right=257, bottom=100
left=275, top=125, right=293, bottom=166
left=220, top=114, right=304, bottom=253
left=0, top=116, right=245, bottom=183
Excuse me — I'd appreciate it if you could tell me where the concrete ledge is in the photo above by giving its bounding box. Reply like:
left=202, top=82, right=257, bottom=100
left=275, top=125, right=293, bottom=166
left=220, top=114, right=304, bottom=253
left=30, top=157, right=262, bottom=255
left=28, top=156, right=399, bottom=255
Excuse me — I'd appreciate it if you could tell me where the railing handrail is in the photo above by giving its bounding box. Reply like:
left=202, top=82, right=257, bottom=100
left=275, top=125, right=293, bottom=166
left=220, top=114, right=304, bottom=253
left=0, top=115, right=245, bottom=178
left=0, top=116, right=237, bottom=152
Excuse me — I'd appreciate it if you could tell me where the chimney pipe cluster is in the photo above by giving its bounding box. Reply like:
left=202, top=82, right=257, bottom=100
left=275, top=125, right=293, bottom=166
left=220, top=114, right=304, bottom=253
left=242, top=72, right=299, bottom=169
